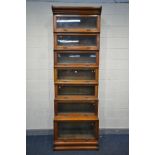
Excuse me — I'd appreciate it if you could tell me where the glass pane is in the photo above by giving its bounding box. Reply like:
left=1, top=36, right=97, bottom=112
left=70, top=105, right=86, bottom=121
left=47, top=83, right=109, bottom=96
left=57, top=53, right=96, bottom=64
left=57, top=35, right=97, bottom=46
left=57, top=102, right=95, bottom=114
left=58, top=122, right=96, bottom=139
left=58, top=69, right=95, bottom=80
left=56, top=16, right=97, bottom=29
left=58, top=85, right=95, bottom=96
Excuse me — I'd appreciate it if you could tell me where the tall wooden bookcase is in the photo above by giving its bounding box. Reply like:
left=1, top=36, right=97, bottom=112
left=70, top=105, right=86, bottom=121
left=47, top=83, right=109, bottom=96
left=52, top=6, right=102, bottom=151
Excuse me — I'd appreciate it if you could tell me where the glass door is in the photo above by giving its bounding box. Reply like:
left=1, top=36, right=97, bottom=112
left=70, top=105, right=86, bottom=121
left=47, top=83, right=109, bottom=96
left=55, top=52, right=98, bottom=65
left=57, top=121, right=97, bottom=140
left=55, top=68, right=97, bottom=81
left=54, top=15, right=100, bottom=32
left=54, top=33, right=99, bottom=50
left=56, top=85, right=96, bottom=96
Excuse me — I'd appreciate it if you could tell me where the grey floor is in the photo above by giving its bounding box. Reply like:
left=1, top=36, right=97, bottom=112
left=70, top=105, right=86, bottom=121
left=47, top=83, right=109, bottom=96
left=26, top=134, right=129, bottom=155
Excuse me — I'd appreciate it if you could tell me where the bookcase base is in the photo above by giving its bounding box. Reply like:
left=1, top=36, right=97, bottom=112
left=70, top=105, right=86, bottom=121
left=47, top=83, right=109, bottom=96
left=53, top=145, right=99, bottom=151
left=54, top=140, right=99, bottom=150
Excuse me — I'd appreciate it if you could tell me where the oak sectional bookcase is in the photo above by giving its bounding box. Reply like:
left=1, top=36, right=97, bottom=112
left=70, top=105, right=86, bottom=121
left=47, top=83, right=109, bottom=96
left=52, top=6, right=102, bottom=151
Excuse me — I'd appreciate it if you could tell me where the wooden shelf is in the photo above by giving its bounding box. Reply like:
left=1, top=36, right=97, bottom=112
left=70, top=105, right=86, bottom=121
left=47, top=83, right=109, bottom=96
left=53, top=145, right=99, bottom=151
left=55, top=80, right=98, bottom=85
left=55, top=96, right=98, bottom=101
left=52, top=5, right=101, bottom=151
left=54, top=140, right=98, bottom=145
left=54, top=64, right=98, bottom=68
left=54, top=115, right=98, bottom=121
left=55, top=99, right=98, bottom=102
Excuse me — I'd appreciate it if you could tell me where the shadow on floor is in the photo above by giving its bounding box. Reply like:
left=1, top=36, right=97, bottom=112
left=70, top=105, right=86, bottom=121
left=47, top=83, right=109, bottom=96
left=26, top=134, right=129, bottom=155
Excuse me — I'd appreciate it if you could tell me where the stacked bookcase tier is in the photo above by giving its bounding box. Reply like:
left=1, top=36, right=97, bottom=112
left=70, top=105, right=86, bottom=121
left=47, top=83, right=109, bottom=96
left=54, top=100, right=98, bottom=115
left=52, top=6, right=101, bottom=151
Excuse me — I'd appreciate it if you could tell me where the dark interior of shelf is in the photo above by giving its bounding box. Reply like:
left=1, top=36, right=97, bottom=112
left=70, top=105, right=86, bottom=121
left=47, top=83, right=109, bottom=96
left=57, top=102, right=95, bottom=114
left=58, top=85, right=95, bottom=95
left=58, top=122, right=96, bottom=139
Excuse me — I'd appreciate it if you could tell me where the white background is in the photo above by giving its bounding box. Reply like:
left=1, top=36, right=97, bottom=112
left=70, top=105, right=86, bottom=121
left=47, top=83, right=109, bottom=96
left=0, top=0, right=155, bottom=155
left=26, top=2, right=129, bottom=130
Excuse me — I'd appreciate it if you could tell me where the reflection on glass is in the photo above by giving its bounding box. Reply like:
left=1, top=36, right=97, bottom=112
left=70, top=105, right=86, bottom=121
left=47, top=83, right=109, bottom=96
left=58, top=69, right=95, bottom=80
left=56, top=16, right=97, bottom=29
left=58, top=122, right=96, bottom=139
left=57, top=19, right=81, bottom=23
left=90, top=54, right=96, bottom=58
left=58, top=85, right=95, bottom=96
left=58, top=40, right=79, bottom=43
left=57, top=53, right=96, bottom=64
left=57, top=35, right=97, bottom=46
left=69, top=54, right=80, bottom=58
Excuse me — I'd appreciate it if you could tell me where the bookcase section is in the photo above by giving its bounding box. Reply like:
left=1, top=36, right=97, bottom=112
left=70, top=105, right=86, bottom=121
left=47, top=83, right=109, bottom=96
left=54, top=51, right=99, bottom=67
left=52, top=6, right=102, bottom=151
left=54, top=15, right=100, bottom=32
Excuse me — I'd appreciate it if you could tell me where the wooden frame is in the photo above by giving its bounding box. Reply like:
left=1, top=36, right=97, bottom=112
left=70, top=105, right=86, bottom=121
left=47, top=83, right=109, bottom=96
left=54, top=33, right=100, bottom=50
left=53, top=119, right=99, bottom=150
left=54, top=116, right=99, bottom=138
left=54, top=120, right=99, bottom=140
left=52, top=6, right=102, bottom=15
left=53, top=15, right=100, bottom=32
left=55, top=84, right=98, bottom=98
left=54, top=67, right=99, bottom=84
left=54, top=51, right=99, bottom=67
left=52, top=6, right=102, bottom=151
